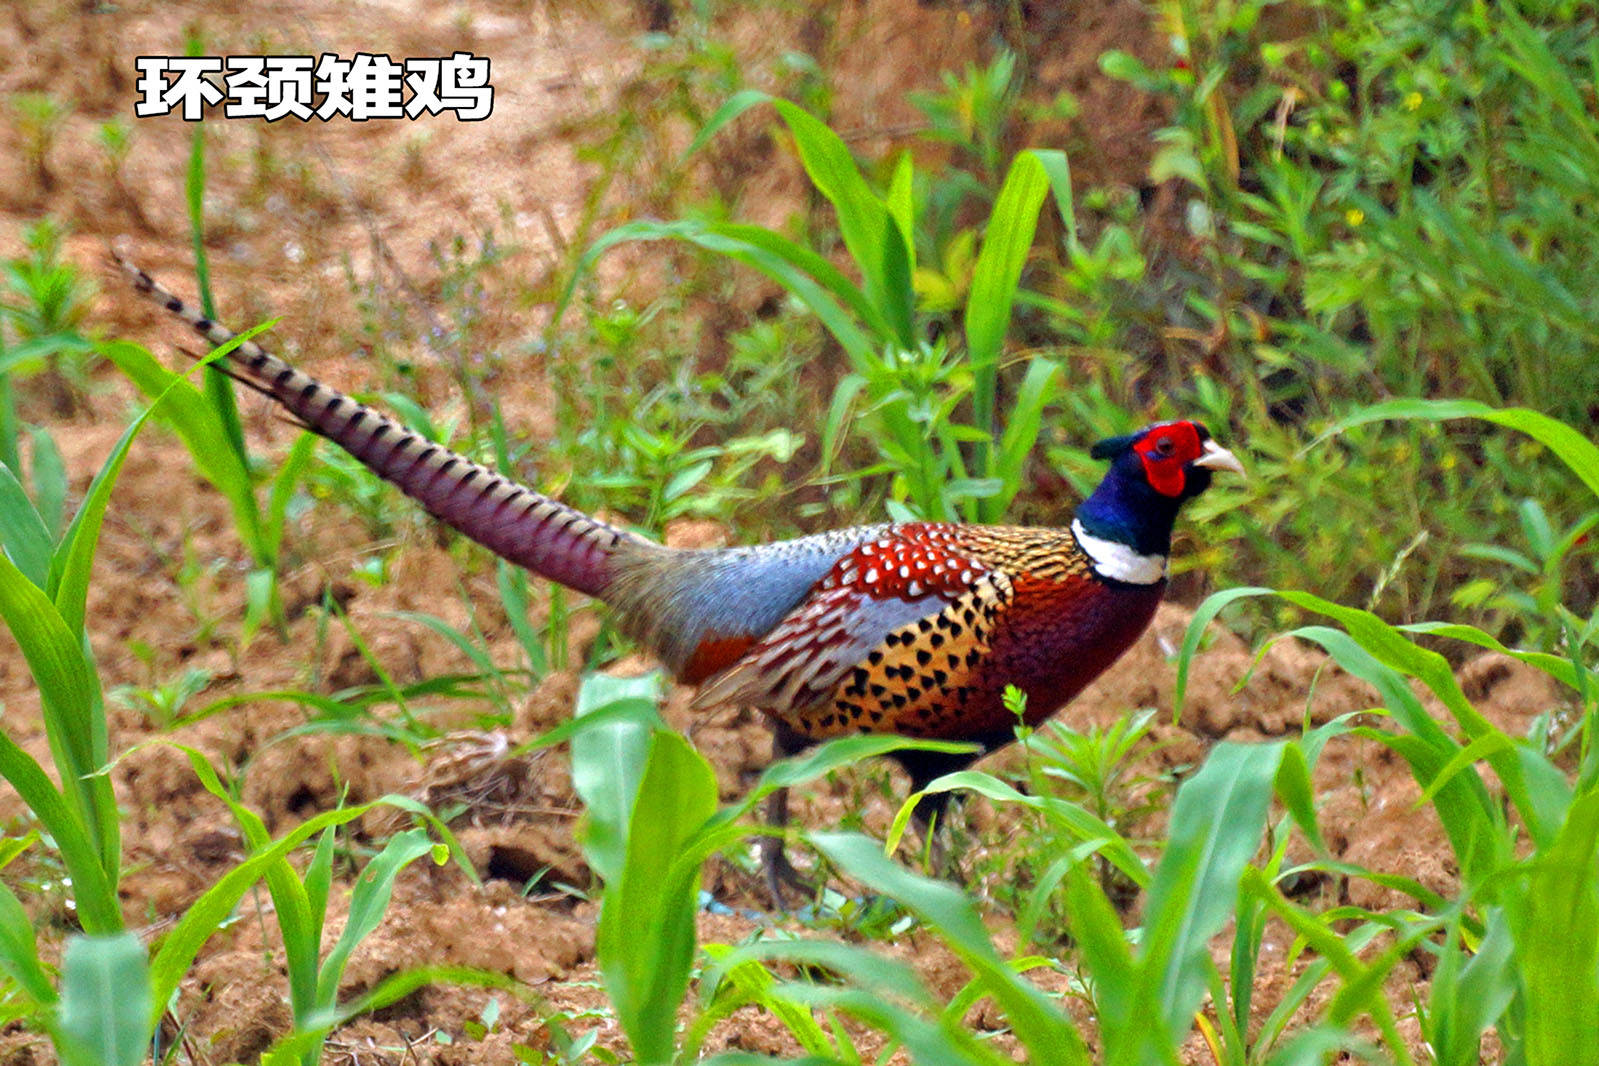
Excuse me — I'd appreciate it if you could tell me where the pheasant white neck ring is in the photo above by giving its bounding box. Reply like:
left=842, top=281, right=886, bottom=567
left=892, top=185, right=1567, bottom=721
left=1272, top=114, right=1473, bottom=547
left=1071, top=519, right=1168, bottom=585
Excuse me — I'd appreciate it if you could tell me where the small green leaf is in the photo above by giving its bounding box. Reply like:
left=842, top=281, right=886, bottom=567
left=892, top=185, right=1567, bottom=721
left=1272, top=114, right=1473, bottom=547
left=59, top=933, right=151, bottom=1066
left=1513, top=791, right=1599, bottom=1065
left=0, top=881, right=55, bottom=1006
left=317, top=829, right=436, bottom=1009
left=570, top=673, right=665, bottom=885
left=0, top=459, right=53, bottom=588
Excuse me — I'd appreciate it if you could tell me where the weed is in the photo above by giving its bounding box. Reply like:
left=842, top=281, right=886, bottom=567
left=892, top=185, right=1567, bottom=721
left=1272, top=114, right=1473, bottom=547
left=9, top=93, right=71, bottom=194
left=1, top=218, right=97, bottom=413
left=567, top=95, right=1069, bottom=525
left=910, top=50, right=1023, bottom=190
left=1084, top=0, right=1599, bottom=636
left=110, top=668, right=214, bottom=731
left=0, top=376, right=481, bottom=1061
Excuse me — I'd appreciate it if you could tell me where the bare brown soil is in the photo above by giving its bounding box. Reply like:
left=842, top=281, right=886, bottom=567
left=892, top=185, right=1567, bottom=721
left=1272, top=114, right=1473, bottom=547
left=0, top=1, right=1555, bottom=1062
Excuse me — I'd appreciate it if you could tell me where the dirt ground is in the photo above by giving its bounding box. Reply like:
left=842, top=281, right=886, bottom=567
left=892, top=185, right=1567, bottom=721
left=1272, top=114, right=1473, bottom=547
left=0, top=1, right=1563, bottom=1062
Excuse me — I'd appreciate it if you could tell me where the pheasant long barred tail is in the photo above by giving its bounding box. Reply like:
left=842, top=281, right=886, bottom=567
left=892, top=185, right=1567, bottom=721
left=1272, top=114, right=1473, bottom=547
left=115, top=254, right=650, bottom=599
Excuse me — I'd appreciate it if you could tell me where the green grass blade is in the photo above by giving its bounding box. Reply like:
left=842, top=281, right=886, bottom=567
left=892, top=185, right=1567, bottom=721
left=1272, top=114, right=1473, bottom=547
left=511, top=681, right=664, bottom=757
left=301, top=827, right=336, bottom=1006
left=569, top=672, right=664, bottom=884
left=564, top=219, right=879, bottom=365
left=0, top=333, right=95, bottom=374
left=0, top=732, right=119, bottom=932
left=1242, top=870, right=1416, bottom=1063
left=734, top=735, right=978, bottom=819
left=718, top=937, right=1018, bottom=1066
left=1274, top=740, right=1327, bottom=854
left=46, top=381, right=151, bottom=634
left=1428, top=910, right=1515, bottom=1066
left=260, top=966, right=518, bottom=1061
left=689, top=946, right=840, bottom=1061
left=1263, top=1026, right=1375, bottom=1066
left=681, top=88, right=773, bottom=161
left=97, top=337, right=272, bottom=568
left=771, top=99, right=914, bottom=348
left=1513, top=790, right=1599, bottom=1066
left=317, top=828, right=436, bottom=1010
left=145, top=800, right=399, bottom=1031
left=26, top=424, right=66, bottom=541
left=183, top=87, right=253, bottom=483
left=175, top=743, right=321, bottom=1019
left=1321, top=398, right=1599, bottom=501
left=778, top=983, right=1016, bottom=1066
left=1061, top=861, right=1144, bottom=1060
left=1252, top=922, right=1383, bottom=1056
left=989, top=356, right=1061, bottom=521
left=1415, top=733, right=1518, bottom=807
left=965, top=150, right=1050, bottom=488
left=811, top=831, right=1090, bottom=1065
left=1032, top=147, right=1077, bottom=248
left=0, top=547, right=118, bottom=893
left=0, top=459, right=53, bottom=587
left=387, top=610, right=499, bottom=676
left=1402, top=620, right=1583, bottom=691
left=885, top=768, right=1150, bottom=887
left=1294, top=627, right=1508, bottom=884
left=0, top=372, right=16, bottom=475
left=263, top=431, right=316, bottom=564
left=1174, top=587, right=1272, bottom=720
left=715, top=221, right=892, bottom=340
left=0, top=880, right=56, bottom=1006
left=62, top=327, right=271, bottom=641
left=1227, top=883, right=1267, bottom=1049
left=885, top=150, right=915, bottom=258
left=58, top=933, right=150, bottom=1066
left=1137, top=741, right=1283, bottom=1054
left=1280, top=591, right=1561, bottom=847
left=496, top=561, right=547, bottom=676
left=1184, top=588, right=1534, bottom=877
left=703, top=1055, right=842, bottom=1066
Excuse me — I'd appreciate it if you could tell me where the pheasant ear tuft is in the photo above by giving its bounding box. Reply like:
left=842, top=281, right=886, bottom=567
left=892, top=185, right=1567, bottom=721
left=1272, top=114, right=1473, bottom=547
left=1090, top=433, right=1138, bottom=461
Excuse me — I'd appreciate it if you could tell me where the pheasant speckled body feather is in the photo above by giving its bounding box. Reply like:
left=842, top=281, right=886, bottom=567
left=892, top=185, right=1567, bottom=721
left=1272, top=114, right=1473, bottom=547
left=119, top=252, right=1243, bottom=807
left=688, top=523, right=1163, bottom=743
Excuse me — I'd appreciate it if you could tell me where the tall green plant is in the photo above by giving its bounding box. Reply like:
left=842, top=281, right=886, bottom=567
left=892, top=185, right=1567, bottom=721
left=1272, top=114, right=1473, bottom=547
left=561, top=672, right=994, bottom=1063
left=561, top=95, right=1070, bottom=524
left=176, top=749, right=463, bottom=1066
left=106, top=40, right=286, bottom=638
left=0, top=342, right=467, bottom=1061
left=0, top=358, right=227, bottom=931
left=1175, top=400, right=1598, bottom=1064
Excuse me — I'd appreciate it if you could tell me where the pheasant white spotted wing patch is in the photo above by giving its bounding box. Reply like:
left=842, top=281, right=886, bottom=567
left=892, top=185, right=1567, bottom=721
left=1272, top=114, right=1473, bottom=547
left=689, top=526, right=993, bottom=719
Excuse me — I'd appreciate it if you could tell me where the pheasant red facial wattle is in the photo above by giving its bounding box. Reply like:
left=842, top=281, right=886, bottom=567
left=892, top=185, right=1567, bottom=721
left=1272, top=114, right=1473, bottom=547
left=1133, top=419, right=1205, bottom=497
left=121, top=255, right=1245, bottom=897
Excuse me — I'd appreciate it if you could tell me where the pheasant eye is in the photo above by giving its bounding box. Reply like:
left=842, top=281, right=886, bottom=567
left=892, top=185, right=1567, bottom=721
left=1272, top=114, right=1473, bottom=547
left=1154, top=436, right=1175, bottom=457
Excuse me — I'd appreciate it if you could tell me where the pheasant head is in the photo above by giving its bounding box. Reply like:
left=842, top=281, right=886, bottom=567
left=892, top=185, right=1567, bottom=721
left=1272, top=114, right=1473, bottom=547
left=1072, top=420, right=1244, bottom=584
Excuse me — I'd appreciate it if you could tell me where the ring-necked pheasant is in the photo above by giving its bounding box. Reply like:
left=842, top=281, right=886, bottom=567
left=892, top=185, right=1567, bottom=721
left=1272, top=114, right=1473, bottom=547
left=118, top=255, right=1243, bottom=899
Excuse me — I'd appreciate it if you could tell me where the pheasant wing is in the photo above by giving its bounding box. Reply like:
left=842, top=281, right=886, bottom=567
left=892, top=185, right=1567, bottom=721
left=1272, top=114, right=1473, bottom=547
left=690, top=526, right=1006, bottom=729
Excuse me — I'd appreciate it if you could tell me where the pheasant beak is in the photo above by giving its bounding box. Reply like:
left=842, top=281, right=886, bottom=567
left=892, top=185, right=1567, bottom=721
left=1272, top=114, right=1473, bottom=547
left=1193, top=439, right=1246, bottom=478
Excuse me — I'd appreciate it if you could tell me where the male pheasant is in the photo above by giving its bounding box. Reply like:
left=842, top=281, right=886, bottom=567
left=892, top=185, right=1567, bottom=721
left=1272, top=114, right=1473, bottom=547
left=119, top=256, right=1243, bottom=897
